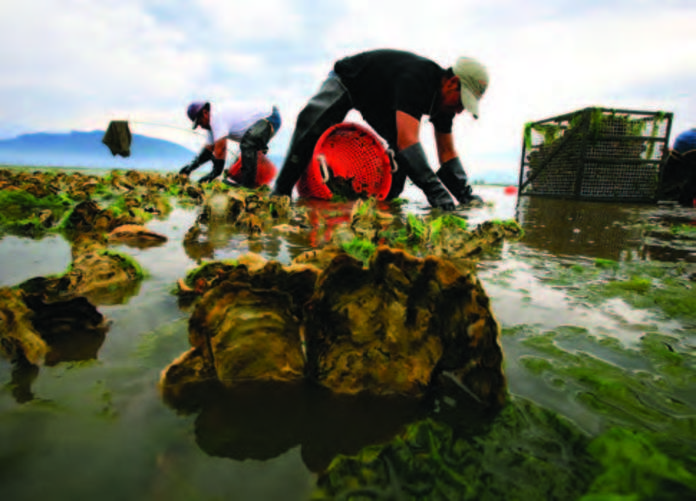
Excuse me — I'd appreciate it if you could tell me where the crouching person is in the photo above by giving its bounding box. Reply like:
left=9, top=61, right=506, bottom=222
left=180, top=101, right=281, bottom=187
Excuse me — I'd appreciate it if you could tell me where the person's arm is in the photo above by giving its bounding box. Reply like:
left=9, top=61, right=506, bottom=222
left=396, top=111, right=421, bottom=151
left=212, top=137, right=227, bottom=160
left=434, top=130, right=459, bottom=164
left=394, top=110, right=455, bottom=209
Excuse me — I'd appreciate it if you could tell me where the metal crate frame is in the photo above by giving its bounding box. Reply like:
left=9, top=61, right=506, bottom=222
left=518, top=107, right=673, bottom=203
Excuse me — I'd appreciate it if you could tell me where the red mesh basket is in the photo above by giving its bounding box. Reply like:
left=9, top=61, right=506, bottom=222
left=226, top=152, right=277, bottom=187
left=297, top=122, right=393, bottom=200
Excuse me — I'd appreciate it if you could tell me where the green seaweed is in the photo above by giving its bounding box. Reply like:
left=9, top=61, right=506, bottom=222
left=507, top=322, right=696, bottom=499
left=581, top=428, right=696, bottom=500
left=598, top=276, right=696, bottom=322
left=539, top=258, right=696, bottom=323
left=341, top=237, right=377, bottom=265
left=593, top=258, right=618, bottom=269
left=669, top=224, right=696, bottom=236
left=523, top=122, right=565, bottom=150
left=313, top=398, right=597, bottom=500
left=520, top=356, right=554, bottom=375
left=97, top=249, right=147, bottom=279
left=0, top=190, right=74, bottom=237
left=524, top=108, right=664, bottom=158
left=353, top=198, right=375, bottom=218
left=389, top=197, right=409, bottom=206
left=133, top=318, right=190, bottom=367
left=406, top=213, right=427, bottom=243
left=518, top=326, right=696, bottom=438
left=604, top=276, right=652, bottom=294
left=104, top=195, right=154, bottom=223
left=183, top=259, right=239, bottom=286
left=430, top=214, right=468, bottom=241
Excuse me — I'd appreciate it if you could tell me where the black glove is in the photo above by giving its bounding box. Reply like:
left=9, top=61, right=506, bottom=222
left=395, top=143, right=455, bottom=210
left=437, top=157, right=483, bottom=205
left=198, top=157, right=225, bottom=184
left=180, top=148, right=213, bottom=176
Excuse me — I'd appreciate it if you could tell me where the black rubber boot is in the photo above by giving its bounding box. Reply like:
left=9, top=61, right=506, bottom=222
left=437, top=157, right=483, bottom=205
left=272, top=75, right=352, bottom=196
left=198, top=157, right=225, bottom=184
left=386, top=169, right=407, bottom=200
left=395, top=143, right=455, bottom=210
left=273, top=154, right=307, bottom=197
left=240, top=149, right=258, bottom=188
left=239, top=119, right=272, bottom=189
left=179, top=148, right=213, bottom=176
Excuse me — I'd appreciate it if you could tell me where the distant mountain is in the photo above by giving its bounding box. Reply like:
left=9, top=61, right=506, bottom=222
left=0, top=129, right=513, bottom=184
left=0, top=130, right=197, bottom=170
left=472, top=169, right=518, bottom=186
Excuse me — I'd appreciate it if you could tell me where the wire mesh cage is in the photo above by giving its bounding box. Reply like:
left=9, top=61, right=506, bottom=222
left=518, top=107, right=673, bottom=202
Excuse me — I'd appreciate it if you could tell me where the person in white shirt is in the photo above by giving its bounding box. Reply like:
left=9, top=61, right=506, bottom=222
left=179, top=101, right=282, bottom=186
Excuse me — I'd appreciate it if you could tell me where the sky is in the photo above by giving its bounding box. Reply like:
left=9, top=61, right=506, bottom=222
left=1, top=0, right=695, bottom=181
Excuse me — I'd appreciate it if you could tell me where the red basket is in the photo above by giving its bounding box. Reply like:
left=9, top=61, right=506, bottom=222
left=226, top=152, right=277, bottom=187
left=297, top=122, right=393, bottom=200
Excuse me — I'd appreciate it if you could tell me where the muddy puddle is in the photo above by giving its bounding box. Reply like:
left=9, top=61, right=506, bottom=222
left=0, top=170, right=695, bottom=500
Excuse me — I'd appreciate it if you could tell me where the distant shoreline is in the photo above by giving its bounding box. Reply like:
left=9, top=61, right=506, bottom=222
left=0, top=164, right=173, bottom=175
left=1, top=164, right=516, bottom=186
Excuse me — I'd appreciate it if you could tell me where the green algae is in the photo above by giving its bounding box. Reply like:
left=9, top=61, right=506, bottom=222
left=507, top=323, right=696, bottom=500
left=517, top=326, right=696, bottom=438
left=539, top=259, right=696, bottom=323
left=597, top=275, right=696, bottom=322
left=669, top=224, right=696, bottom=237
left=406, top=213, right=427, bottom=243
left=604, top=276, right=652, bottom=294
left=183, top=259, right=239, bottom=287
left=96, top=249, right=147, bottom=280
left=375, top=213, right=518, bottom=260
left=101, top=194, right=156, bottom=223
left=341, top=237, right=377, bottom=265
left=312, top=398, right=597, bottom=500
left=0, top=190, right=74, bottom=237
left=581, top=428, right=696, bottom=501
left=430, top=214, right=469, bottom=241
left=593, top=258, right=619, bottom=270
left=133, top=318, right=190, bottom=368
left=519, top=356, right=554, bottom=375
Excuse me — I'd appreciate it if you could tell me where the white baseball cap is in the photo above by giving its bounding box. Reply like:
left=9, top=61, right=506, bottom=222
left=452, top=57, right=489, bottom=119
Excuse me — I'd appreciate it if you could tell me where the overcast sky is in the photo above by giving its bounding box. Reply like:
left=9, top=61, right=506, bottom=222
left=1, top=0, right=694, bottom=179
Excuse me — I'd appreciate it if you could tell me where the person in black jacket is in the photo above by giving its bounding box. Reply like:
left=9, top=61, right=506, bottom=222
left=272, top=49, right=489, bottom=209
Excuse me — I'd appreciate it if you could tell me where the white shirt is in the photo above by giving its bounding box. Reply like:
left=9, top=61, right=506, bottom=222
left=207, top=104, right=274, bottom=143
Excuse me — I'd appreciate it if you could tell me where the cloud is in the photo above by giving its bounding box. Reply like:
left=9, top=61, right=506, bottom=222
left=0, top=0, right=213, bottom=133
left=194, top=0, right=303, bottom=40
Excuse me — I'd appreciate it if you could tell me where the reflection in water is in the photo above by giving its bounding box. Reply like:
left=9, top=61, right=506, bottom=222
left=183, top=220, right=247, bottom=263
left=296, top=199, right=355, bottom=249
left=515, top=196, right=645, bottom=261
left=3, top=295, right=108, bottom=403
left=183, top=220, right=287, bottom=263
left=170, top=380, right=425, bottom=473
left=632, top=205, right=696, bottom=262
left=179, top=187, right=522, bottom=267
left=9, top=361, right=39, bottom=403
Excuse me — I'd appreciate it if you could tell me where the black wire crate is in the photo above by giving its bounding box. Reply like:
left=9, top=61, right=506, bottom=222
left=518, top=107, right=673, bottom=202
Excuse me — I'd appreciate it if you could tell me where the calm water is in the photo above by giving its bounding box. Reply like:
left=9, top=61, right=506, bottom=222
left=0, top=183, right=693, bottom=500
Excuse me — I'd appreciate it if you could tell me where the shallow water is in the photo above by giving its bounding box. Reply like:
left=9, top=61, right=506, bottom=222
left=1, top=181, right=695, bottom=499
